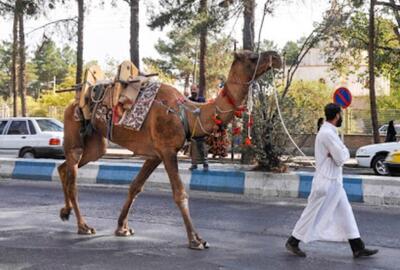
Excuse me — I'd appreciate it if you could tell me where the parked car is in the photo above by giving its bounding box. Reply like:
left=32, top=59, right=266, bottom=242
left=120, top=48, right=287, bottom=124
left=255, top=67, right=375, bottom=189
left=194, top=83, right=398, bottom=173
left=378, top=124, right=400, bottom=136
left=384, top=150, right=400, bottom=176
left=0, top=117, right=64, bottom=158
left=355, top=142, right=400, bottom=176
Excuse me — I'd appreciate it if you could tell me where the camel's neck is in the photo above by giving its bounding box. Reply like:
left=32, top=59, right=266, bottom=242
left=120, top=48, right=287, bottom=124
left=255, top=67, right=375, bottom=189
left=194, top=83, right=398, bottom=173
left=187, top=71, right=250, bottom=137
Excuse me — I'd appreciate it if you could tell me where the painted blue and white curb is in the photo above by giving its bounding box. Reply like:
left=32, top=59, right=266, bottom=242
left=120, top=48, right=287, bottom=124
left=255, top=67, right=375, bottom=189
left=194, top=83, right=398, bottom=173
left=297, top=172, right=363, bottom=202
left=1, top=158, right=399, bottom=206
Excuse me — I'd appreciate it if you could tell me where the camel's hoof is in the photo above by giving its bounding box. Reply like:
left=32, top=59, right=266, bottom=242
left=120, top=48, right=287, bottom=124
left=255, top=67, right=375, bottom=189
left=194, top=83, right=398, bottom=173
left=195, top=234, right=209, bottom=249
left=202, top=241, right=210, bottom=249
left=77, top=225, right=96, bottom=235
left=189, top=240, right=208, bottom=250
left=115, top=228, right=134, bottom=237
left=60, top=207, right=71, bottom=221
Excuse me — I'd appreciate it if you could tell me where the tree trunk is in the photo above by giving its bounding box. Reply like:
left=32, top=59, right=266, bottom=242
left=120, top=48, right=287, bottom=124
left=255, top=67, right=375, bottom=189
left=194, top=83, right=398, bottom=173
left=18, top=12, right=26, bottom=117
left=389, top=0, right=400, bottom=42
left=368, top=0, right=380, bottom=143
left=130, top=0, right=140, bottom=69
left=11, top=7, right=18, bottom=117
left=76, top=0, right=84, bottom=84
left=198, top=0, right=207, bottom=98
left=243, top=0, right=255, bottom=51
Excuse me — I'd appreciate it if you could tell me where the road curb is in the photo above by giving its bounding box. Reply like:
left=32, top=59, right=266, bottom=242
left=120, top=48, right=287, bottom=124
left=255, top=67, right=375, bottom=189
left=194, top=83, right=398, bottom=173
left=1, top=158, right=400, bottom=206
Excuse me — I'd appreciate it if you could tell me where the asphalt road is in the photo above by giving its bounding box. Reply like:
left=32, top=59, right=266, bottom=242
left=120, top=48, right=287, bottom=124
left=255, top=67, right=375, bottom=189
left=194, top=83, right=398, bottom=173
left=0, top=180, right=399, bottom=270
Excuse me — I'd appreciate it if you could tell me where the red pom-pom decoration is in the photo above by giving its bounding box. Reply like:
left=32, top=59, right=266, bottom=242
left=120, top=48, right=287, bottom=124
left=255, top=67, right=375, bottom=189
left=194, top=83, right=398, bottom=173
left=232, top=127, right=241, bottom=135
left=234, top=110, right=243, bottom=118
left=244, top=137, right=252, bottom=146
left=212, top=115, right=223, bottom=125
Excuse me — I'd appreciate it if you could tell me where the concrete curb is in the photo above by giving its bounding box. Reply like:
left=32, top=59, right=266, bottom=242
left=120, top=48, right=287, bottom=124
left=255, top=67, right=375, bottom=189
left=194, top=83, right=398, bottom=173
left=1, top=157, right=400, bottom=206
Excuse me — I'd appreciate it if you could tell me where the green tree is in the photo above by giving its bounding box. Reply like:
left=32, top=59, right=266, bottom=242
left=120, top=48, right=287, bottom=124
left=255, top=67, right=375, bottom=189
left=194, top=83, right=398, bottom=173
left=0, top=41, right=12, bottom=99
left=32, top=38, right=71, bottom=86
left=148, top=0, right=229, bottom=98
left=324, top=10, right=400, bottom=142
left=143, top=29, right=232, bottom=98
left=30, top=37, right=75, bottom=98
left=287, top=80, right=332, bottom=132
left=0, top=0, right=66, bottom=116
left=282, top=41, right=299, bottom=65
left=143, top=28, right=197, bottom=93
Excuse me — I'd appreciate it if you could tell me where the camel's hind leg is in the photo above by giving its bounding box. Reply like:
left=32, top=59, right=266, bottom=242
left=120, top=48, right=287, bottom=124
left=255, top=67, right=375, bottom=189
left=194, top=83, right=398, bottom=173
left=115, top=157, right=161, bottom=236
left=161, top=151, right=208, bottom=250
left=58, top=113, right=106, bottom=234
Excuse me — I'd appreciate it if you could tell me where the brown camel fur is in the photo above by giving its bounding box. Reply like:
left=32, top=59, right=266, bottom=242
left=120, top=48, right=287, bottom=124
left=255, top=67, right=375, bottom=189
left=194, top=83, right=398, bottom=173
left=57, top=50, right=282, bottom=250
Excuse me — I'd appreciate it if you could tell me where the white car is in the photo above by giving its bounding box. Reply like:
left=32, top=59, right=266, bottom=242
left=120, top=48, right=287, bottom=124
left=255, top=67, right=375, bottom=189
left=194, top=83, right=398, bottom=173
left=0, top=117, right=64, bottom=158
left=356, top=142, right=400, bottom=176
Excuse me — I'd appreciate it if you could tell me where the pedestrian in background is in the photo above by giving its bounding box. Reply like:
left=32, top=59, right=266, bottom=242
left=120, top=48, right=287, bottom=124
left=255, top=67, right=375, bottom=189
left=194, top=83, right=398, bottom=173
left=385, top=120, right=397, bottom=142
left=188, top=85, right=209, bottom=171
left=285, top=103, right=378, bottom=258
left=317, top=117, right=324, bottom=132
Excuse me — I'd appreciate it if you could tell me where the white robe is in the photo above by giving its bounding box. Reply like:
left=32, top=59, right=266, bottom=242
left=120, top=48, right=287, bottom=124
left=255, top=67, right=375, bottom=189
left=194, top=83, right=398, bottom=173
left=292, top=122, right=360, bottom=243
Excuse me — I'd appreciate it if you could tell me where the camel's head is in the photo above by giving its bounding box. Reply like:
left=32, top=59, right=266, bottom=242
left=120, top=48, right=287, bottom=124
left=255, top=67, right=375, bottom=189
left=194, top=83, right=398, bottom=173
left=230, top=50, right=282, bottom=82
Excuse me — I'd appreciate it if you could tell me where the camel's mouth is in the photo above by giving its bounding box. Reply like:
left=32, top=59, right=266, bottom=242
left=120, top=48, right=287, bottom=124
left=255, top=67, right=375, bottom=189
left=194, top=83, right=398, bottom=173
left=255, top=51, right=282, bottom=76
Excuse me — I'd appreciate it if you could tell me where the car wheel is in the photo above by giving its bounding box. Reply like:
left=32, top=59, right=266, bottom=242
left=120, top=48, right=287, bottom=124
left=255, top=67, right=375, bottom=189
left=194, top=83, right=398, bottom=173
left=20, top=149, right=35, bottom=159
left=372, top=154, right=389, bottom=176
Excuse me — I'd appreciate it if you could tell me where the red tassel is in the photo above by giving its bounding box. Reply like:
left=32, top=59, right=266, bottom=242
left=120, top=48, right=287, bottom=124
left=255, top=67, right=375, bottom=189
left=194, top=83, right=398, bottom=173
left=244, top=137, right=252, bottom=146
left=222, top=88, right=237, bottom=107
left=212, top=115, right=223, bottom=125
left=232, top=127, right=241, bottom=135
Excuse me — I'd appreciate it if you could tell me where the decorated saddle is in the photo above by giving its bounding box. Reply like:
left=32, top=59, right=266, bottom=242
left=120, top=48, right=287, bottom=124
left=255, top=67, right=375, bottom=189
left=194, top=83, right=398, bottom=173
left=74, top=61, right=160, bottom=131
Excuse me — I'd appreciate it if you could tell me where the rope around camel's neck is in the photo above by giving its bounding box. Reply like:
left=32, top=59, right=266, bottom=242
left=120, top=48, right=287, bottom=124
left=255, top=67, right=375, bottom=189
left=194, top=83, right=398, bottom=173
left=187, top=78, right=250, bottom=138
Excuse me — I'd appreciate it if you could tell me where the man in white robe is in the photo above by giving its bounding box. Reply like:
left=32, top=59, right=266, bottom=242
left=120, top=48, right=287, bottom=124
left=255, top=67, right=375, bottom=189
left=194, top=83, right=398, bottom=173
left=286, top=103, right=378, bottom=258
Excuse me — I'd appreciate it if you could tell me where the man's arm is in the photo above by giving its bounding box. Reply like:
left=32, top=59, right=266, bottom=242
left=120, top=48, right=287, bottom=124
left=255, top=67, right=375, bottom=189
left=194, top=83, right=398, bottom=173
left=324, top=132, right=350, bottom=167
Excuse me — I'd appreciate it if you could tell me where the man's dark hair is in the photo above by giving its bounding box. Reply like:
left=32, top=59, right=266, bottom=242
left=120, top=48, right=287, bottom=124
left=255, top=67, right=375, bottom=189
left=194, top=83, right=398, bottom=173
left=324, top=103, right=341, bottom=121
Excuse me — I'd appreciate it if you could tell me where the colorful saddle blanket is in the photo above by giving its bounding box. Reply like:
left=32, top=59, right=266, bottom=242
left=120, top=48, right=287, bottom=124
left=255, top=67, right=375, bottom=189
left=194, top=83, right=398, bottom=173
left=74, top=81, right=161, bottom=132
left=118, top=81, right=161, bottom=131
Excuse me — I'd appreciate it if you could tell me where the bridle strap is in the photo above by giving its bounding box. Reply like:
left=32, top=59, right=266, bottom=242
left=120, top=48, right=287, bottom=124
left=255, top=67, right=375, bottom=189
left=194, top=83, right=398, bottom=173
left=225, top=54, right=274, bottom=86
left=221, top=85, right=241, bottom=110
left=221, top=54, right=275, bottom=111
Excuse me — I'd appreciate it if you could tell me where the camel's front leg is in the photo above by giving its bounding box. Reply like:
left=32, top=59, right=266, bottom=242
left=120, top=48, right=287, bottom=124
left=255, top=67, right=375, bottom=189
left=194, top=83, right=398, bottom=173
left=67, top=152, right=96, bottom=235
left=162, top=152, right=209, bottom=250
left=115, top=158, right=162, bottom=236
left=58, top=147, right=97, bottom=235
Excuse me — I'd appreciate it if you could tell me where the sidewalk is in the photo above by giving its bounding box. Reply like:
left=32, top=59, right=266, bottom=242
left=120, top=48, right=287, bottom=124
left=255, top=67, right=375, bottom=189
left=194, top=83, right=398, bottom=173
left=289, top=155, right=358, bottom=167
left=1, top=156, right=400, bottom=206
left=104, top=148, right=243, bottom=164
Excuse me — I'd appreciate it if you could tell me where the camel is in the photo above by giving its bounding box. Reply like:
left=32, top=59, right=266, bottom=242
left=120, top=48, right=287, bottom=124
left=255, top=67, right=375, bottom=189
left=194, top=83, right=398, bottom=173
left=57, top=50, right=282, bottom=250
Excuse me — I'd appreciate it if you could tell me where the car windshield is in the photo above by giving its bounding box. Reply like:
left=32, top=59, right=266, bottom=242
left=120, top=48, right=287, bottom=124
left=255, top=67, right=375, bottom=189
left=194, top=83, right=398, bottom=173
left=36, top=119, right=63, bottom=132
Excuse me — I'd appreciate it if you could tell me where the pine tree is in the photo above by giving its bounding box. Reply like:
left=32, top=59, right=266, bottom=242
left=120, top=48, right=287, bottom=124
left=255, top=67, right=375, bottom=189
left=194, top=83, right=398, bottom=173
left=148, top=0, right=228, bottom=98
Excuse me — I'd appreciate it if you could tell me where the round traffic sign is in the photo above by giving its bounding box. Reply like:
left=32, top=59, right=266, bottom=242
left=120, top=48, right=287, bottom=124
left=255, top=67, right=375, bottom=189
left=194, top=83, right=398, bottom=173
left=333, top=87, right=352, bottom=109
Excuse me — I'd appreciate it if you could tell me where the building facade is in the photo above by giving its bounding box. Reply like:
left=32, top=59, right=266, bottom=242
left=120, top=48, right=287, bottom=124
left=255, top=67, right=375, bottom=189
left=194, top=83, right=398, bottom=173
left=292, top=47, right=390, bottom=97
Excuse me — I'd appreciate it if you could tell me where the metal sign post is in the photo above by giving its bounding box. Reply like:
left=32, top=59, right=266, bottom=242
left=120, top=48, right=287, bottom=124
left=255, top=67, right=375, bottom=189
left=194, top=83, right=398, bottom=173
left=333, top=87, right=352, bottom=142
